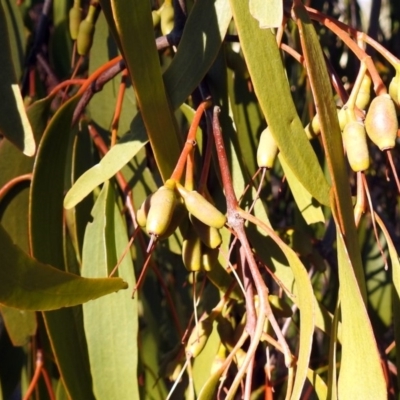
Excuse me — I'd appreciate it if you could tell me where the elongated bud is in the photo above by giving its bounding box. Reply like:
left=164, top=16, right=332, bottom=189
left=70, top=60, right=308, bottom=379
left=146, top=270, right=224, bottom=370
left=257, top=126, right=279, bottom=168
left=389, top=73, right=400, bottom=109
left=160, top=1, right=174, bottom=35
left=355, top=73, right=372, bottom=110
left=365, top=94, right=398, bottom=150
left=342, top=121, right=370, bottom=172
left=77, top=5, right=97, bottom=56
left=182, top=226, right=202, bottom=272
left=338, top=107, right=349, bottom=131
left=69, top=0, right=82, bottom=40
left=186, top=315, right=214, bottom=358
left=146, top=180, right=177, bottom=236
left=190, top=215, right=222, bottom=249
left=201, top=246, right=219, bottom=272
left=177, top=186, right=226, bottom=229
left=152, top=9, right=161, bottom=27
left=304, top=114, right=321, bottom=139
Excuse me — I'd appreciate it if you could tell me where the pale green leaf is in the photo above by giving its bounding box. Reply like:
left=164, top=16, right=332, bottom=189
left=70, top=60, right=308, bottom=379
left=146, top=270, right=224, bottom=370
left=249, top=0, right=283, bottom=29
left=279, top=155, right=325, bottom=225
left=306, top=368, right=328, bottom=400
left=63, top=126, right=148, bottom=209
left=82, top=182, right=139, bottom=399
left=192, top=322, right=220, bottom=394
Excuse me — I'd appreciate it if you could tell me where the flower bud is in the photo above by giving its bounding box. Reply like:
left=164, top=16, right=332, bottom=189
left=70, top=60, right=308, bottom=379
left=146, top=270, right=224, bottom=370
left=145, top=180, right=177, bottom=236
left=69, top=0, right=82, bottom=40
left=365, top=94, right=398, bottom=150
left=355, top=73, right=372, bottom=110
left=342, top=121, right=370, bottom=172
left=256, top=126, right=279, bottom=169
left=190, top=215, right=222, bottom=249
left=177, top=186, right=226, bottom=229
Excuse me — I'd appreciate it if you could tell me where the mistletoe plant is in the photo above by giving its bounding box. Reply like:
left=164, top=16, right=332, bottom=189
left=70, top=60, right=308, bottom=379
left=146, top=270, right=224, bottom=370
left=0, top=0, right=400, bottom=399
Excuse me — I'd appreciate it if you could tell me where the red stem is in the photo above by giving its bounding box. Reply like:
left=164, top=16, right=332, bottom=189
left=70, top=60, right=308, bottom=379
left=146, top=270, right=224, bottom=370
left=212, top=107, right=238, bottom=211
left=170, top=100, right=211, bottom=182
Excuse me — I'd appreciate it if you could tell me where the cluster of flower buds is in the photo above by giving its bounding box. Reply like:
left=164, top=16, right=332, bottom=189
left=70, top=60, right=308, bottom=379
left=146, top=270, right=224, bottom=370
left=136, top=180, right=226, bottom=271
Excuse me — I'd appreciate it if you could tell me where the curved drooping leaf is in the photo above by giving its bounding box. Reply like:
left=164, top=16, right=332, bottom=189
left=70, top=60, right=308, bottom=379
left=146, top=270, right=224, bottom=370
left=82, top=182, right=139, bottom=399
left=0, top=223, right=127, bottom=311
left=0, top=1, right=35, bottom=156
left=29, top=94, right=97, bottom=400
left=64, top=0, right=232, bottom=209
left=230, top=0, right=330, bottom=207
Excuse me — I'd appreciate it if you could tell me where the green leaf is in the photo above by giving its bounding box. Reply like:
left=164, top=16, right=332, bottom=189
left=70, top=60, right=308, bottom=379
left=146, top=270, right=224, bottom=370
left=306, top=368, right=328, bottom=400
left=0, top=223, right=127, bottom=311
left=279, top=155, right=325, bottom=225
left=335, top=226, right=386, bottom=398
left=82, top=182, right=139, bottom=399
left=29, top=94, right=101, bottom=400
left=64, top=0, right=232, bottom=209
left=192, top=321, right=220, bottom=394
left=249, top=0, right=283, bottom=29
left=63, top=126, right=148, bottom=209
left=88, top=12, right=136, bottom=135
left=109, top=0, right=181, bottom=181
left=230, top=0, right=330, bottom=207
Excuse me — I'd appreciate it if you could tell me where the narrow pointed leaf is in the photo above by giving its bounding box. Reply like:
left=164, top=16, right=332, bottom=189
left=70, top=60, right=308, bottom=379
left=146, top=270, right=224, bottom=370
left=109, top=0, right=181, bottom=181
left=29, top=94, right=98, bottom=400
left=82, top=182, right=139, bottom=399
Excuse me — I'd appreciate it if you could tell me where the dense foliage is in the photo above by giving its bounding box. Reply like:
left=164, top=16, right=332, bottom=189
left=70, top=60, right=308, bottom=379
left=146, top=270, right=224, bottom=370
left=1, top=0, right=400, bottom=399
